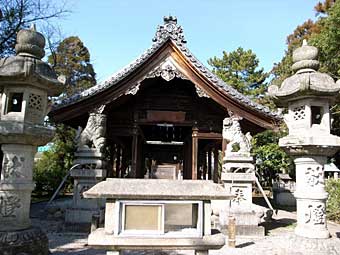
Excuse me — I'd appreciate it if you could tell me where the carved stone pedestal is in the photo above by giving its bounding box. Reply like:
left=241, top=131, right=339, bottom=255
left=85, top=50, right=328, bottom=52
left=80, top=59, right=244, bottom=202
left=222, top=154, right=254, bottom=173
left=65, top=149, right=106, bottom=231
left=0, top=145, right=49, bottom=255
left=220, top=171, right=265, bottom=236
left=294, top=156, right=329, bottom=239
left=0, top=227, right=48, bottom=255
left=0, top=144, right=36, bottom=231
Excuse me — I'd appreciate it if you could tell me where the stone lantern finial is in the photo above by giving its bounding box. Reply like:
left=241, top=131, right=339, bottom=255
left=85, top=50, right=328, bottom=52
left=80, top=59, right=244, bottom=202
left=15, top=24, right=45, bottom=59
left=292, top=40, right=319, bottom=73
left=268, top=41, right=340, bottom=107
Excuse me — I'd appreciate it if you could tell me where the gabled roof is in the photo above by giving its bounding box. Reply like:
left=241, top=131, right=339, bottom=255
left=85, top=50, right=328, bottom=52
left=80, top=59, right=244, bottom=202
left=51, top=16, right=281, bottom=128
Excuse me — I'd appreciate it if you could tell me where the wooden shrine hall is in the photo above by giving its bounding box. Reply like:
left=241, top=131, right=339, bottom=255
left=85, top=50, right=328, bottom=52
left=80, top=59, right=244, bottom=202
left=50, top=16, right=280, bottom=181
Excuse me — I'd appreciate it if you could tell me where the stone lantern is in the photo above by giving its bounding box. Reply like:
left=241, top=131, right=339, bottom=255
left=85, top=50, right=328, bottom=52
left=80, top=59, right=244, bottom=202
left=268, top=40, right=340, bottom=239
left=0, top=25, right=63, bottom=253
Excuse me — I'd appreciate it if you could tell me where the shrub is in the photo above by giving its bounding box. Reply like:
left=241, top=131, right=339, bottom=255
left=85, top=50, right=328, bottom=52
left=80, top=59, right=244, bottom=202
left=33, top=124, right=76, bottom=196
left=326, top=178, right=340, bottom=223
left=251, top=129, right=294, bottom=187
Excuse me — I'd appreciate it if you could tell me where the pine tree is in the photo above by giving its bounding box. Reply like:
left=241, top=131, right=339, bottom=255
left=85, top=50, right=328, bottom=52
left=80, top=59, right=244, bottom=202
left=48, top=36, right=96, bottom=96
left=208, top=47, right=269, bottom=105
left=208, top=48, right=289, bottom=186
left=35, top=37, right=97, bottom=195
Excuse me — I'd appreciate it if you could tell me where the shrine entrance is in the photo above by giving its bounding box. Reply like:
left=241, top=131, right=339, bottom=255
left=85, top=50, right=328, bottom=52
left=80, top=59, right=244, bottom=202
left=141, top=124, right=221, bottom=181
left=142, top=124, right=188, bottom=180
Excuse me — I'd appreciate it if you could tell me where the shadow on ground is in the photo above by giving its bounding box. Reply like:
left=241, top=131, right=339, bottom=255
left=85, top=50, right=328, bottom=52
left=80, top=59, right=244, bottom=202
left=236, top=242, right=255, bottom=248
left=261, top=218, right=296, bottom=234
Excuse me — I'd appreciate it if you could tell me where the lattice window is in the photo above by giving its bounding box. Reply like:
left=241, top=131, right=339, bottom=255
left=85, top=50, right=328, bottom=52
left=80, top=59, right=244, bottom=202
left=28, top=94, right=42, bottom=110
left=293, top=106, right=305, bottom=120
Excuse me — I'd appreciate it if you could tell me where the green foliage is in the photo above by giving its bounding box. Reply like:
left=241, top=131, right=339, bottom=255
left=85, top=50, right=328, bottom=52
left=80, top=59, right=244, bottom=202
left=208, top=47, right=289, bottom=183
left=271, top=0, right=340, bottom=165
left=48, top=36, right=96, bottom=96
left=314, top=0, right=337, bottom=15
left=325, top=178, right=340, bottom=223
left=0, top=0, right=68, bottom=58
left=309, top=0, right=340, bottom=79
left=34, top=37, right=96, bottom=196
left=208, top=47, right=271, bottom=106
left=271, top=0, right=338, bottom=82
left=33, top=124, right=76, bottom=195
left=251, top=130, right=294, bottom=187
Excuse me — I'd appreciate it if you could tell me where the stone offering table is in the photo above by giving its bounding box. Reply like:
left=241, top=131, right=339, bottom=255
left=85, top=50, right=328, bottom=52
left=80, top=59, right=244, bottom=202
left=84, top=179, right=233, bottom=255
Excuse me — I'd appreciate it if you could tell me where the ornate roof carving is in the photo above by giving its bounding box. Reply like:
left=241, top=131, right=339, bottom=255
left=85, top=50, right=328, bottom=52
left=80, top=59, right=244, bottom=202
left=152, top=16, right=186, bottom=46
left=146, top=57, right=187, bottom=81
left=52, top=16, right=280, bottom=120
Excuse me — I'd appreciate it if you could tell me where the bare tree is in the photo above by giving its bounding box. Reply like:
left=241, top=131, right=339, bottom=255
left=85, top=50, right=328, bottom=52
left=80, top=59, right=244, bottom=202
left=0, top=0, right=70, bottom=57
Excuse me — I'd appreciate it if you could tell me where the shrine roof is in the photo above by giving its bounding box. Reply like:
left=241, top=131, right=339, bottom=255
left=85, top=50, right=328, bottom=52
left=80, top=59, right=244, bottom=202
left=51, top=16, right=281, bottom=124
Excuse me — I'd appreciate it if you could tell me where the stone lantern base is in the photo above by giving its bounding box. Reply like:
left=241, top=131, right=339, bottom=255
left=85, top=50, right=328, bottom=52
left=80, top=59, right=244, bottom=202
left=0, top=227, right=48, bottom=255
left=219, top=171, right=266, bottom=236
left=65, top=148, right=106, bottom=231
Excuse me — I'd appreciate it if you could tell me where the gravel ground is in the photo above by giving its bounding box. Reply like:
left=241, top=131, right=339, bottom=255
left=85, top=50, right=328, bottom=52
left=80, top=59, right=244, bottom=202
left=30, top=198, right=340, bottom=255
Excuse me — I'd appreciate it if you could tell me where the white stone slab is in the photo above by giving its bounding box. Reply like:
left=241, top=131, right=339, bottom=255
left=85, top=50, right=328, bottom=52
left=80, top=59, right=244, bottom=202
left=84, top=179, right=233, bottom=200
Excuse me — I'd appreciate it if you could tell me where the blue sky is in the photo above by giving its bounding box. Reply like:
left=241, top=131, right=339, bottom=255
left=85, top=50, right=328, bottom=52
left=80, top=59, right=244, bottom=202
left=54, top=0, right=320, bottom=83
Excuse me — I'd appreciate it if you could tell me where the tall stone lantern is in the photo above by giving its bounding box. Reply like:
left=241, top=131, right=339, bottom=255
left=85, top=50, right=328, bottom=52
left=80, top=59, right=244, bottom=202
left=268, top=41, right=340, bottom=239
left=0, top=25, right=63, bottom=253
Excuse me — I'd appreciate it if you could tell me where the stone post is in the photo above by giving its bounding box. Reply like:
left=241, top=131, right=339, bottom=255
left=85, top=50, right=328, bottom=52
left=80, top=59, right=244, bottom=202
left=65, top=110, right=107, bottom=230
left=268, top=40, right=340, bottom=239
left=218, top=114, right=265, bottom=236
left=0, top=25, right=63, bottom=253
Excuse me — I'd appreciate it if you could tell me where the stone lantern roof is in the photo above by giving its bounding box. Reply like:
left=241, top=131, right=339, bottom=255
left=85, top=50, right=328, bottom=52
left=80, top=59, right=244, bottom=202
left=268, top=40, right=340, bottom=107
left=0, top=25, right=63, bottom=96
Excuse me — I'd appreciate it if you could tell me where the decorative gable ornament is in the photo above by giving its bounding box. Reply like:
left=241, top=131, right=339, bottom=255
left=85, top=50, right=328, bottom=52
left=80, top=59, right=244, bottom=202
left=152, top=16, right=187, bottom=46
left=146, top=58, right=187, bottom=81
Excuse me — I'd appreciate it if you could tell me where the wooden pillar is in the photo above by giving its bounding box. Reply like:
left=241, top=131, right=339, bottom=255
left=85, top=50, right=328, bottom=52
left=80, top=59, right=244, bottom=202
left=183, top=136, right=192, bottom=179
left=213, top=146, right=219, bottom=183
left=192, top=128, right=198, bottom=180
left=115, top=144, right=121, bottom=178
left=108, top=143, right=116, bottom=178
left=208, top=148, right=212, bottom=180
left=131, top=127, right=138, bottom=178
left=121, top=147, right=128, bottom=178
left=201, top=151, right=207, bottom=180
left=136, top=136, right=143, bottom=178
left=222, top=138, right=227, bottom=159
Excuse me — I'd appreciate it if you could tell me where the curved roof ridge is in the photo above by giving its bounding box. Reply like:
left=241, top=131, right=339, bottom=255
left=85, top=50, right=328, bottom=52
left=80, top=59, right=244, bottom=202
left=53, top=40, right=166, bottom=109
left=52, top=16, right=281, bottom=120
left=176, top=44, right=279, bottom=117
